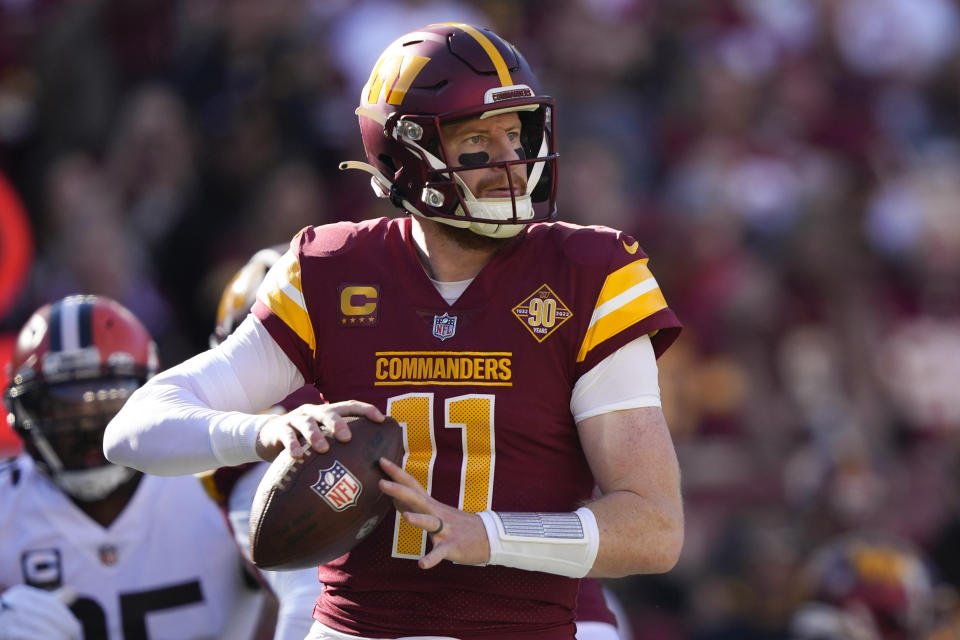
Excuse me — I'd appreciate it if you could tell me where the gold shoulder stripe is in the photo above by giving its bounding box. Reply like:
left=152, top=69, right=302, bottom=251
left=258, top=252, right=316, bottom=352
left=576, top=259, right=667, bottom=362
left=444, top=23, right=513, bottom=87
left=595, top=259, right=653, bottom=309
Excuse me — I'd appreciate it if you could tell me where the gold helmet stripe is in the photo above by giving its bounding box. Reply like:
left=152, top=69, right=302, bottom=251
left=442, top=23, right=513, bottom=87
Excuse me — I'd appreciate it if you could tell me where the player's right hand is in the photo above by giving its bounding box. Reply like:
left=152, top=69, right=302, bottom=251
left=255, top=400, right=384, bottom=460
left=0, top=584, right=82, bottom=640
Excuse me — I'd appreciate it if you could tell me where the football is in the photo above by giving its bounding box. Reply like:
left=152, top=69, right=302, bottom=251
left=249, top=416, right=404, bottom=571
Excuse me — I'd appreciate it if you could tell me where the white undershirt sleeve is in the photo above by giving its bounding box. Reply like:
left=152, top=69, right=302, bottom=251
left=570, top=334, right=661, bottom=423
left=103, top=316, right=305, bottom=476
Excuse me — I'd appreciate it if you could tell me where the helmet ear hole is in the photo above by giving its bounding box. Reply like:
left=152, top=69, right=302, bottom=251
left=377, top=154, right=397, bottom=174
left=530, top=168, right=552, bottom=203
left=519, top=110, right=546, bottom=160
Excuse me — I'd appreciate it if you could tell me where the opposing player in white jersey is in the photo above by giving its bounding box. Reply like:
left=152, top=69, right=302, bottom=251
left=0, top=295, right=264, bottom=640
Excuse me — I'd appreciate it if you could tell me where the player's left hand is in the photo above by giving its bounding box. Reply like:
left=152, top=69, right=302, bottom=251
left=378, top=457, right=491, bottom=569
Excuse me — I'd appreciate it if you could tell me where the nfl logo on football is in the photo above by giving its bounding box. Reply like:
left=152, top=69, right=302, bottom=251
left=432, top=312, right=457, bottom=341
left=311, top=460, right=362, bottom=511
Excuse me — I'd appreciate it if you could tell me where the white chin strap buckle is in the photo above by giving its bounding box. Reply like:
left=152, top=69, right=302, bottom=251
left=456, top=196, right=533, bottom=239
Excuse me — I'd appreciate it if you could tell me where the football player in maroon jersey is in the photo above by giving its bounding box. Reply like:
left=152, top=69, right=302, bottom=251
left=208, top=247, right=631, bottom=640
left=106, top=23, right=684, bottom=639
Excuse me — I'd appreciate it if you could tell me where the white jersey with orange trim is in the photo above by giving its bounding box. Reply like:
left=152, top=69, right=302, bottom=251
left=0, top=455, right=264, bottom=640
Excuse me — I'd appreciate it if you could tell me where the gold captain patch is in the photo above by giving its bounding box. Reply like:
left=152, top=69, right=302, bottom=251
left=511, top=284, right=572, bottom=342
left=339, top=284, right=379, bottom=326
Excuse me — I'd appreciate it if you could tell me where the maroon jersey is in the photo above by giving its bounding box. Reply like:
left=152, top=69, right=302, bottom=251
left=576, top=579, right=618, bottom=628
left=252, top=217, right=680, bottom=639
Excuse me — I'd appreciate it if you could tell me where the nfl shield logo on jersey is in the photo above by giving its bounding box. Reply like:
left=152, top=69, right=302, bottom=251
left=432, top=313, right=457, bottom=341
left=98, top=544, right=118, bottom=566
left=311, top=460, right=362, bottom=511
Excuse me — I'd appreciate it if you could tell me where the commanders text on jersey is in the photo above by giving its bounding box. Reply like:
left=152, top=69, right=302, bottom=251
left=374, top=352, right=512, bottom=386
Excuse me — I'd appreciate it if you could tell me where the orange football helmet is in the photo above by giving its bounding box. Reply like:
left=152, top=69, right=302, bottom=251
left=4, top=295, right=158, bottom=500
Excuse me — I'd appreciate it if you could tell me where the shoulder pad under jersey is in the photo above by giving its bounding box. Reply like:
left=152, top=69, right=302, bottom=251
left=296, top=219, right=390, bottom=258
left=560, top=223, right=648, bottom=267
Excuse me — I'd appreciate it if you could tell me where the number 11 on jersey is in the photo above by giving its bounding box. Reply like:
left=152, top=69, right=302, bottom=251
left=386, top=393, right=495, bottom=558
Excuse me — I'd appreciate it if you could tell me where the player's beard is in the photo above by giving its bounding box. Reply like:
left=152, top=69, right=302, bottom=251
left=440, top=168, right=528, bottom=251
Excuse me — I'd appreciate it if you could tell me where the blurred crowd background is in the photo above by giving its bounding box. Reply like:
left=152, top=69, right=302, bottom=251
left=2, top=0, right=960, bottom=638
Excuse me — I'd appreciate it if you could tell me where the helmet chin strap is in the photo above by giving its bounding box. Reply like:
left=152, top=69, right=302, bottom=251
left=29, top=427, right=137, bottom=501
left=451, top=174, right=532, bottom=239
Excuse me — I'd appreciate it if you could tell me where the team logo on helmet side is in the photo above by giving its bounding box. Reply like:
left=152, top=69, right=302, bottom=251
left=311, top=460, right=362, bottom=511
left=512, top=284, right=572, bottom=343
left=366, top=54, right=431, bottom=106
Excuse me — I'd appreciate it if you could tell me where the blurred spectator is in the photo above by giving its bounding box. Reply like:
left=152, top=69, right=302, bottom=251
left=830, top=0, right=960, bottom=82
left=787, top=531, right=942, bottom=640
left=3, top=1, right=960, bottom=637
left=29, top=152, right=175, bottom=358
left=105, top=83, right=197, bottom=253
left=325, top=0, right=489, bottom=97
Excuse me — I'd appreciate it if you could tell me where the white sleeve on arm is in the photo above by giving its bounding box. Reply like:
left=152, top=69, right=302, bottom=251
left=103, top=315, right=305, bottom=476
left=570, top=333, right=660, bottom=423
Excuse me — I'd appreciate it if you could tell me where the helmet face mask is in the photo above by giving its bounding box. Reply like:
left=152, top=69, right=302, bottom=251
left=343, top=23, right=559, bottom=238
left=11, top=378, right=139, bottom=468
left=4, top=296, right=157, bottom=501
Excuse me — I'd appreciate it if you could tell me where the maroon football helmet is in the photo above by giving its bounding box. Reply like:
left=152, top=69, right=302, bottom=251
left=341, top=23, right=558, bottom=238
left=4, top=295, right=158, bottom=501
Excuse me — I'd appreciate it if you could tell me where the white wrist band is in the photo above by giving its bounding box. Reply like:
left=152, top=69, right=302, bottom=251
left=477, top=507, right=599, bottom=578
